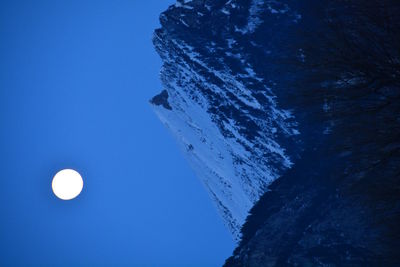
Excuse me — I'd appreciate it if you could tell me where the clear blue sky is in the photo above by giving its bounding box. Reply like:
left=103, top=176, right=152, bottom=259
left=0, top=1, right=234, bottom=266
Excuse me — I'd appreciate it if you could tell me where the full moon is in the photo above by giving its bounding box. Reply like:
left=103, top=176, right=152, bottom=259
left=52, top=169, right=83, bottom=200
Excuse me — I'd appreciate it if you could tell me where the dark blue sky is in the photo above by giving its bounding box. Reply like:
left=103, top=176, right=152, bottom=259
left=0, top=1, right=233, bottom=266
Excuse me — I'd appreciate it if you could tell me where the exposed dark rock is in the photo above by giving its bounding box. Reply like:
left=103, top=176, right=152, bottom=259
left=150, top=89, right=172, bottom=110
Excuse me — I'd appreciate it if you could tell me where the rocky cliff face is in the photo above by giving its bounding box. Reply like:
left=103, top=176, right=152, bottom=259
left=150, top=0, right=301, bottom=239
left=151, top=0, right=400, bottom=265
left=223, top=1, right=400, bottom=265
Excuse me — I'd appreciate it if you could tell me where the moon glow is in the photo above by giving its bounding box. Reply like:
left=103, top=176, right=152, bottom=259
left=52, top=169, right=83, bottom=200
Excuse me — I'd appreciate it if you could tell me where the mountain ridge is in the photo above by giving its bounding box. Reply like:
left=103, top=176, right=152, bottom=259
left=150, top=0, right=400, bottom=265
left=150, top=0, right=302, bottom=240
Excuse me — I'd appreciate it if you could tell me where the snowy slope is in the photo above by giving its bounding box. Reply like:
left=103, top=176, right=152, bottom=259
left=150, top=0, right=301, bottom=240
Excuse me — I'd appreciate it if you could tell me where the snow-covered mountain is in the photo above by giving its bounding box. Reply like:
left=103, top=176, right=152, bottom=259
left=150, top=0, right=301, bottom=239
left=151, top=1, right=400, bottom=265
